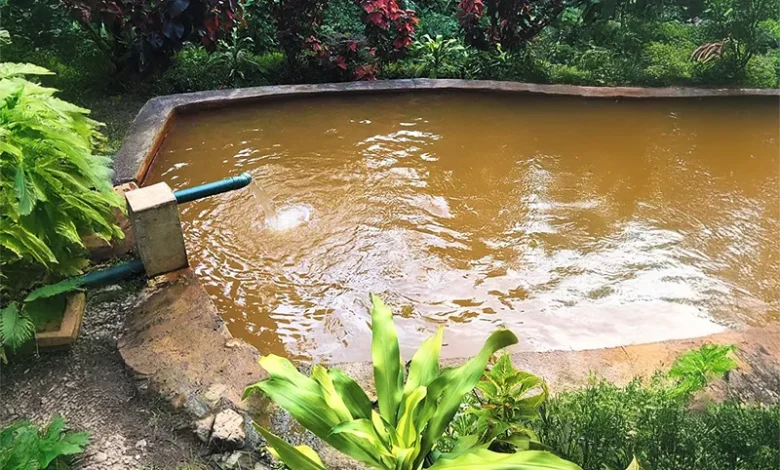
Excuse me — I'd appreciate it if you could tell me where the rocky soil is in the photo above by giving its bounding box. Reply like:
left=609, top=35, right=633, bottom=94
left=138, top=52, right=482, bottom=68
left=0, top=282, right=207, bottom=470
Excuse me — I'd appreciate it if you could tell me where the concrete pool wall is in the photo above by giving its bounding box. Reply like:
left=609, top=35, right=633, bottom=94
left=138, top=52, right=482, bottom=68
left=113, top=80, right=780, bottom=469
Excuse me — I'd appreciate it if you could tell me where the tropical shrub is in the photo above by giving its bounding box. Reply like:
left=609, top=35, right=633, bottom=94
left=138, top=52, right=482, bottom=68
left=267, top=0, right=329, bottom=69
left=449, top=353, right=550, bottom=453
left=61, top=0, right=242, bottom=80
left=206, top=27, right=262, bottom=88
left=457, top=0, right=567, bottom=51
left=243, top=0, right=281, bottom=54
left=1, top=278, right=84, bottom=362
left=745, top=53, right=779, bottom=87
left=411, top=34, right=466, bottom=78
left=0, top=63, right=123, bottom=282
left=244, top=295, right=580, bottom=469
left=697, top=0, right=780, bottom=78
left=358, top=0, right=419, bottom=61
left=0, top=416, right=89, bottom=470
left=641, top=41, right=694, bottom=85
left=153, top=46, right=228, bottom=93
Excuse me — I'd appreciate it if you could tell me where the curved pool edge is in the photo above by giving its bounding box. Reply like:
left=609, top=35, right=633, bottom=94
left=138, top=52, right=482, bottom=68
left=113, top=79, right=780, bottom=186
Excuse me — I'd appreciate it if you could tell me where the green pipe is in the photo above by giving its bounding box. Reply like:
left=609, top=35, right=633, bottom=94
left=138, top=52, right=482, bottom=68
left=78, top=258, right=145, bottom=288
left=173, top=172, right=253, bottom=204
left=71, top=174, right=253, bottom=289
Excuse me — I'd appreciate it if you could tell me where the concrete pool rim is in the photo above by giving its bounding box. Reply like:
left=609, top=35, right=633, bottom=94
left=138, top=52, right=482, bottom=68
left=113, top=78, right=780, bottom=186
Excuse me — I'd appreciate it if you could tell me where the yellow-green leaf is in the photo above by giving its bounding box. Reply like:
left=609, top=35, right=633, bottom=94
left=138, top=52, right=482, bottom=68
left=256, top=426, right=329, bottom=470
left=428, top=449, right=582, bottom=470
left=403, top=326, right=443, bottom=395
left=312, top=365, right=352, bottom=423
left=370, top=294, right=404, bottom=426
left=329, top=368, right=372, bottom=420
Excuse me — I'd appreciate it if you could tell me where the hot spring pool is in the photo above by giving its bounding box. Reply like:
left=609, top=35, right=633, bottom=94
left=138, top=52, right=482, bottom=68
left=143, top=92, right=779, bottom=362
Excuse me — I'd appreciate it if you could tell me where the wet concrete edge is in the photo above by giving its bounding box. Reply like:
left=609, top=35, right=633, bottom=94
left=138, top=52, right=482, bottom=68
left=112, top=79, right=780, bottom=185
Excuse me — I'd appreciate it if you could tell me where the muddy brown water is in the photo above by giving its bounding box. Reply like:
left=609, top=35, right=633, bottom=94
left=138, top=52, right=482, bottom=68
left=143, top=92, right=780, bottom=363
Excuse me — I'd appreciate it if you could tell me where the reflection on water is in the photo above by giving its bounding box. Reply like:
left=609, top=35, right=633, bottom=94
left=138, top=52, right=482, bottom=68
left=144, top=93, right=780, bottom=362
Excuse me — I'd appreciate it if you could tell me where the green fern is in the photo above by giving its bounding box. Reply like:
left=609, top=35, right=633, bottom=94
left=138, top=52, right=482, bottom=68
left=0, top=278, right=84, bottom=361
left=0, top=62, right=123, bottom=284
left=0, top=416, right=89, bottom=470
left=0, top=302, right=35, bottom=351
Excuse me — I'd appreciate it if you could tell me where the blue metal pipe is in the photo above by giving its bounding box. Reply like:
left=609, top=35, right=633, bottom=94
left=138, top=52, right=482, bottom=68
left=78, top=258, right=146, bottom=288
left=173, top=172, right=253, bottom=204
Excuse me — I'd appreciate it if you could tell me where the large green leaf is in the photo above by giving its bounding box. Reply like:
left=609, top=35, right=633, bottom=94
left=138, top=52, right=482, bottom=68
left=396, top=385, right=428, bottom=449
left=1, top=224, right=57, bottom=266
left=249, top=356, right=388, bottom=469
left=403, top=326, right=443, bottom=395
left=39, top=416, right=89, bottom=467
left=418, top=329, right=519, bottom=466
left=329, top=419, right=394, bottom=467
left=370, top=294, right=404, bottom=426
left=428, top=449, right=583, bottom=469
left=329, top=368, right=373, bottom=420
left=312, top=365, right=353, bottom=423
left=250, top=377, right=339, bottom=440
left=0, top=62, right=54, bottom=79
left=255, top=425, right=329, bottom=470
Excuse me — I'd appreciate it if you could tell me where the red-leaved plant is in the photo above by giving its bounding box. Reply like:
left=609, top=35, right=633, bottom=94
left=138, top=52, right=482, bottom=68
left=457, top=0, right=565, bottom=51
left=358, top=0, right=418, bottom=61
left=64, top=0, right=242, bottom=79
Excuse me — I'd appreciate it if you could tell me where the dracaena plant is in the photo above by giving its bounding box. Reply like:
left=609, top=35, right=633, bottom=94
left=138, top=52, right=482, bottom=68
left=243, top=294, right=582, bottom=470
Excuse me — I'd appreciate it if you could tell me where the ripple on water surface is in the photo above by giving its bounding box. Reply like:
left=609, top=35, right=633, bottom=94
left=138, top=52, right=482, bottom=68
left=143, top=93, right=780, bottom=362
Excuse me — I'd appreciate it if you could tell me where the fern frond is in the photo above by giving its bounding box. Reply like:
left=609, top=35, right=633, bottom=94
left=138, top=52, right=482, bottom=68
left=0, top=302, right=35, bottom=350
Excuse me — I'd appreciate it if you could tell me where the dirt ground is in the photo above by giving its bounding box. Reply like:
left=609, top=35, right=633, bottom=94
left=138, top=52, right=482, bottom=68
left=0, top=281, right=207, bottom=470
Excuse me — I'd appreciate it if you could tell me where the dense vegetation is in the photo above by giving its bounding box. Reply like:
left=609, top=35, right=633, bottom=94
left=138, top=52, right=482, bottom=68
left=0, top=62, right=122, bottom=360
left=246, top=296, right=778, bottom=470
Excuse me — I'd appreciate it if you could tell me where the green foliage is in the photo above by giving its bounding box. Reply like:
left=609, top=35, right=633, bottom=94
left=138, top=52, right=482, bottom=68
left=641, top=42, right=694, bottom=85
left=415, top=9, right=460, bottom=39
left=0, top=63, right=123, bottom=283
left=154, top=46, right=288, bottom=94
left=453, top=354, right=549, bottom=453
left=700, top=0, right=780, bottom=77
left=0, top=416, right=90, bottom=470
left=533, top=378, right=780, bottom=470
left=322, top=0, right=366, bottom=38
left=208, top=28, right=263, bottom=88
left=544, top=63, right=593, bottom=85
left=411, top=35, right=466, bottom=78
left=668, top=343, right=738, bottom=396
left=0, top=277, right=84, bottom=360
left=0, top=302, right=34, bottom=352
left=745, top=53, right=779, bottom=87
left=245, top=295, right=579, bottom=469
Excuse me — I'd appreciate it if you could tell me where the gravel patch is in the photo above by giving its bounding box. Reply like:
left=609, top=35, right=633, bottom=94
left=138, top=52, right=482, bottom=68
left=0, top=281, right=207, bottom=470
